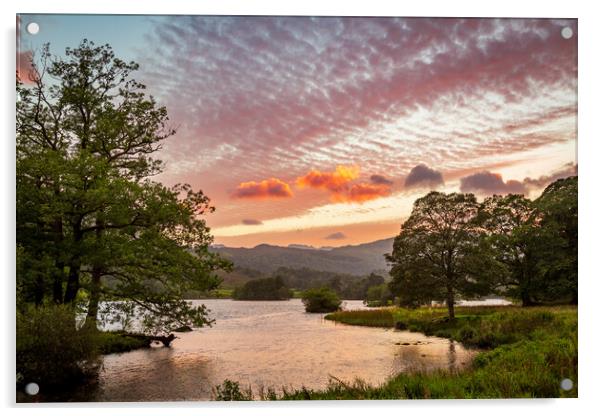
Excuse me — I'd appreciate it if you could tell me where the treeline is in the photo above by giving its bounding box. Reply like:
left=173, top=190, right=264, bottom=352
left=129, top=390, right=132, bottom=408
left=232, top=276, right=293, bottom=300
left=229, top=266, right=391, bottom=302
left=387, top=176, right=577, bottom=319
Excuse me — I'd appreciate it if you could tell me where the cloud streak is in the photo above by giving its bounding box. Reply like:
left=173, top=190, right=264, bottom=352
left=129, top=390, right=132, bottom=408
left=133, top=16, right=576, bottom=241
left=142, top=16, right=576, bottom=189
left=370, top=174, right=394, bottom=186
left=233, top=178, right=293, bottom=199
left=324, top=232, right=347, bottom=240
left=242, top=219, right=263, bottom=225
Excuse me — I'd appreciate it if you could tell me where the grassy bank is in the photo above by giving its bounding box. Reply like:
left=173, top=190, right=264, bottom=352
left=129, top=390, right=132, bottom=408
left=96, top=331, right=151, bottom=354
left=301, top=306, right=576, bottom=398
left=215, top=305, right=577, bottom=400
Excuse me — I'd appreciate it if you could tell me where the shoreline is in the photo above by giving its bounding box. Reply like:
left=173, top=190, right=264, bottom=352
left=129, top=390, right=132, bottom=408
left=266, top=305, right=577, bottom=399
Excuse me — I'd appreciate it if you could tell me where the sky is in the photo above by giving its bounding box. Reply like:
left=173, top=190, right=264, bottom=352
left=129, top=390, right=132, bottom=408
left=17, top=15, right=578, bottom=248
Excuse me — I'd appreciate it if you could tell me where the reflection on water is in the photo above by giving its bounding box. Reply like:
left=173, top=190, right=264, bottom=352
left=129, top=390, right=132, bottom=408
left=88, top=299, right=476, bottom=401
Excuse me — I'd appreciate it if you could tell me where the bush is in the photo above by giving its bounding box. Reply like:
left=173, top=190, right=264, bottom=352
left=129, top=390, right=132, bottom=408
left=301, top=287, right=341, bottom=313
left=364, top=283, right=393, bottom=307
left=213, top=379, right=252, bottom=401
left=96, top=331, right=150, bottom=354
left=16, top=305, right=99, bottom=390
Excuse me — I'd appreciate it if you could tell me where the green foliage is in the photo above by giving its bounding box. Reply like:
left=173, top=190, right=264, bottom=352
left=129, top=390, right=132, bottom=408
left=534, top=176, right=578, bottom=303
left=16, top=305, right=99, bottom=389
left=16, top=40, right=230, bottom=338
left=364, top=283, right=393, bottom=306
left=301, top=287, right=342, bottom=313
left=95, top=331, right=149, bottom=354
left=272, top=267, right=385, bottom=300
left=478, top=194, right=539, bottom=305
left=387, top=192, right=498, bottom=318
left=325, top=308, right=395, bottom=327
left=213, top=379, right=253, bottom=401
left=232, top=276, right=293, bottom=300
left=387, top=179, right=578, bottom=316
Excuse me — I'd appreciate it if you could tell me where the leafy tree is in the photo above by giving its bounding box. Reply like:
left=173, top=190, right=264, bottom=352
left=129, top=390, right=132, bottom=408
left=478, top=194, right=541, bottom=306
left=364, top=283, right=393, bottom=307
left=16, top=40, right=230, bottom=336
left=232, top=276, right=292, bottom=300
left=301, top=287, right=341, bottom=313
left=386, top=192, right=497, bottom=319
left=533, top=176, right=578, bottom=304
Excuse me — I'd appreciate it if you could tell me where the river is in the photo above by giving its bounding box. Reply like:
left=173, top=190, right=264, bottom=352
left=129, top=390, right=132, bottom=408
left=62, top=299, right=477, bottom=402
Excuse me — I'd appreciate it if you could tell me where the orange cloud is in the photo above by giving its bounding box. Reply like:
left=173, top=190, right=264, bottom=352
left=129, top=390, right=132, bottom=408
left=232, top=178, right=293, bottom=199
left=333, top=183, right=392, bottom=203
left=296, top=165, right=359, bottom=192
left=296, top=165, right=391, bottom=203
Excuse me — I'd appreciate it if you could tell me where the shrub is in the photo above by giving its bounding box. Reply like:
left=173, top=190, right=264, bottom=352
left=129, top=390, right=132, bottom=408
left=16, top=305, right=99, bottom=390
left=95, top=331, right=150, bottom=354
left=301, top=287, right=341, bottom=313
left=213, top=379, right=252, bottom=401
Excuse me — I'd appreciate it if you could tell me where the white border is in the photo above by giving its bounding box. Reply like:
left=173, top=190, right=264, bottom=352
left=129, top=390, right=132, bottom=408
left=2, top=1, right=601, bottom=415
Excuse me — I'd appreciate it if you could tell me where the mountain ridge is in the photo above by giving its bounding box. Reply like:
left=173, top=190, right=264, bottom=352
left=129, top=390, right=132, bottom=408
left=210, top=237, right=395, bottom=276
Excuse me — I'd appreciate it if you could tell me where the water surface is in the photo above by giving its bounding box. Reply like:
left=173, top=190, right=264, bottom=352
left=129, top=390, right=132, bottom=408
left=91, top=299, right=476, bottom=401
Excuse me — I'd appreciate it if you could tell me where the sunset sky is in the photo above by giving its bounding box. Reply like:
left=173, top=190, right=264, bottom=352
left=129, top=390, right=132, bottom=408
left=18, top=15, right=578, bottom=248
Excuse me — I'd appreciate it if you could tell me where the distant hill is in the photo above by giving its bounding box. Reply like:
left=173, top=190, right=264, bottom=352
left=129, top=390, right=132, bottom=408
left=210, top=237, right=394, bottom=277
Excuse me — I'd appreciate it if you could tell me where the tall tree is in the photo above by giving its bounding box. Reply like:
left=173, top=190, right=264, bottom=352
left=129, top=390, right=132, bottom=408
left=386, top=192, right=496, bottom=319
left=17, top=40, right=230, bottom=334
left=534, top=176, right=578, bottom=304
left=478, top=194, right=541, bottom=306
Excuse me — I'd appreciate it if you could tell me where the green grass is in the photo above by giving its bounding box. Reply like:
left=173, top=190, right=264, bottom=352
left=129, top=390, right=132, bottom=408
left=216, top=305, right=577, bottom=400
left=95, top=331, right=150, bottom=354
left=325, top=308, right=396, bottom=327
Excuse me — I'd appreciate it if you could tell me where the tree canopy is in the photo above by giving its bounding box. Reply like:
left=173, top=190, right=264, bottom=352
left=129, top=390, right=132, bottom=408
left=387, top=192, right=502, bottom=319
left=232, top=276, right=293, bottom=300
left=387, top=179, right=577, bottom=318
left=16, top=40, right=230, bottom=334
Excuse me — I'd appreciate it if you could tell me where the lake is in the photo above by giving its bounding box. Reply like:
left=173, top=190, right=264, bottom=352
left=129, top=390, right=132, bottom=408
left=75, top=299, right=477, bottom=402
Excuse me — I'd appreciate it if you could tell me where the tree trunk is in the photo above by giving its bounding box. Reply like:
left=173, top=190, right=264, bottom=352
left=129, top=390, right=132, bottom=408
left=521, top=290, right=536, bottom=306
left=85, top=219, right=105, bottom=328
left=85, top=268, right=102, bottom=329
left=52, top=217, right=65, bottom=304
left=52, top=266, right=64, bottom=304
left=63, top=220, right=82, bottom=304
left=63, top=264, right=80, bottom=303
left=126, top=333, right=177, bottom=347
left=446, top=287, right=455, bottom=320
